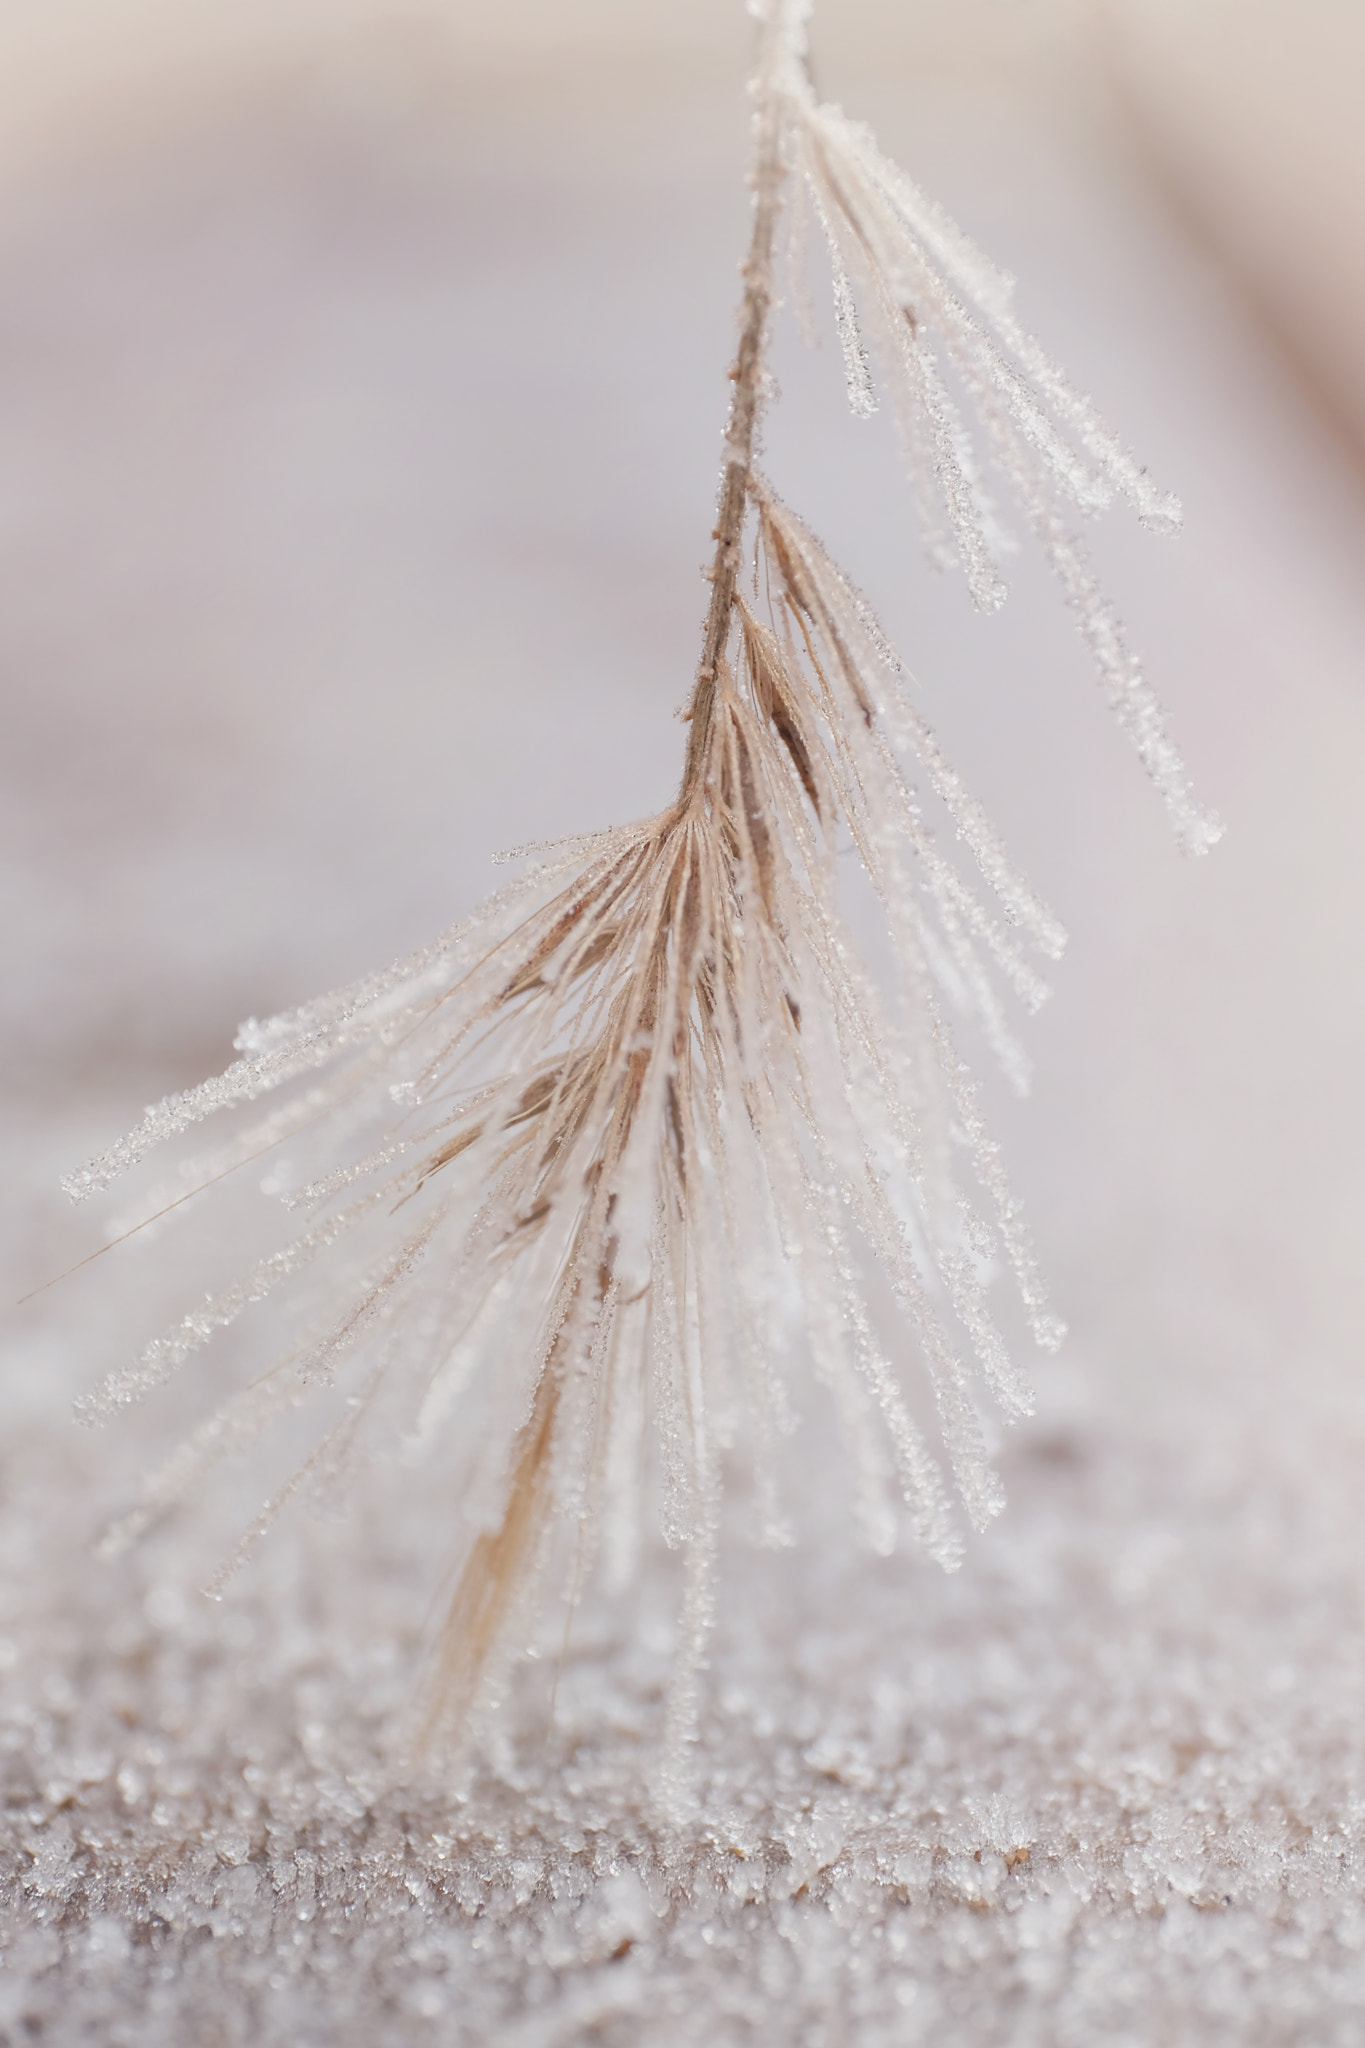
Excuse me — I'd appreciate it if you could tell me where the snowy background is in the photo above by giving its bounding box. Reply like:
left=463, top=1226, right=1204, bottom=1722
left=3, top=1, right=1365, bottom=2039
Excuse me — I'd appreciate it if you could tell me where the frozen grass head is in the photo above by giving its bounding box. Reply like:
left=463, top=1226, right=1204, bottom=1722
left=62, top=0, right=1214, bottom=1794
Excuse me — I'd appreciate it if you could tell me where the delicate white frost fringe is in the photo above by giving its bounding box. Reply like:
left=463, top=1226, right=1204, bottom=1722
left=64, top=0, right=1214, bottom=1793
left=775, top=8, right=1219, bottom=857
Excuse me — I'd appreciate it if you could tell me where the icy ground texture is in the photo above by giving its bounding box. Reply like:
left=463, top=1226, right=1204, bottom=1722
left=7, top=26, right=1365, bottom=2047
left=1, top=1337, right=1364, bottom=2046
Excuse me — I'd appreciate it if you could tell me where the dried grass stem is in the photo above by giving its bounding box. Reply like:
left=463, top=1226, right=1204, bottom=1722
left=683, top=11, right=788, bottom=805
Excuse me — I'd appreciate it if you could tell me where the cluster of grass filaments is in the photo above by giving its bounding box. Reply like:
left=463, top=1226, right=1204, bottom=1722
left=64, top=0, right=1212, bottom=1787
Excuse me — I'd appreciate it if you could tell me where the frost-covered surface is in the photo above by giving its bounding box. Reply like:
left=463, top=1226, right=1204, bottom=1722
left=3, top=1360, right=1365, bottom=2045
left=5, top=20, right=1365, bottom=2045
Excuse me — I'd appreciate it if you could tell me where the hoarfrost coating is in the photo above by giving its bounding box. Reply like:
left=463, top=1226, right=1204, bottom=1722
left=62, top=0, right=1213, bottom=1775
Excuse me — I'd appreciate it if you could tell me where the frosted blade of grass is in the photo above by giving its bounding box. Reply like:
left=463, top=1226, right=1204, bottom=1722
left=804, top=159, right=877, bottom=418
left=97, top=1361, right=306, bottom=1560
left=76, top=1197, right=381, bottom=1422
left=808, top=99, right=1183, bottom=533
left=64, top=829, right=654, bottom=1203
left=758, top=495, right=1067, bottom=954
left=1029, top=486, right=1224, bottom=854
left=867, top=137, right=1184, bottom=531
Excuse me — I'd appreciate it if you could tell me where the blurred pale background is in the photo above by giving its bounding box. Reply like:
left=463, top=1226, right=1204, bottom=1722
left=2, top=0, right=1365, bottom=2030
left=6, top=0, right=1364, bottom=1351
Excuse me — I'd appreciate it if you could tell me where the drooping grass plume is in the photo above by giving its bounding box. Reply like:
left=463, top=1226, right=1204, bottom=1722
left=63, top=0, right=1214, bottom=1785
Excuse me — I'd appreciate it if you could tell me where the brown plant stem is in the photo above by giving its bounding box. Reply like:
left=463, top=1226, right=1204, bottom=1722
left=415, top=14, right=797, bottom=1754
left=681, top=13, right=789, bottom=806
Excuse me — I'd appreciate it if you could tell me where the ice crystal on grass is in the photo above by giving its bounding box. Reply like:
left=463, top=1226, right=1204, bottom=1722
left=779, top=35, right=1220, bottom=854
left=63, top=0, right=1214, bottom=1776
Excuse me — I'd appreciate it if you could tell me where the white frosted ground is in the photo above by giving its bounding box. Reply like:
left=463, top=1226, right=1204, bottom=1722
left=3, top=34, right=1365, bottom=2044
